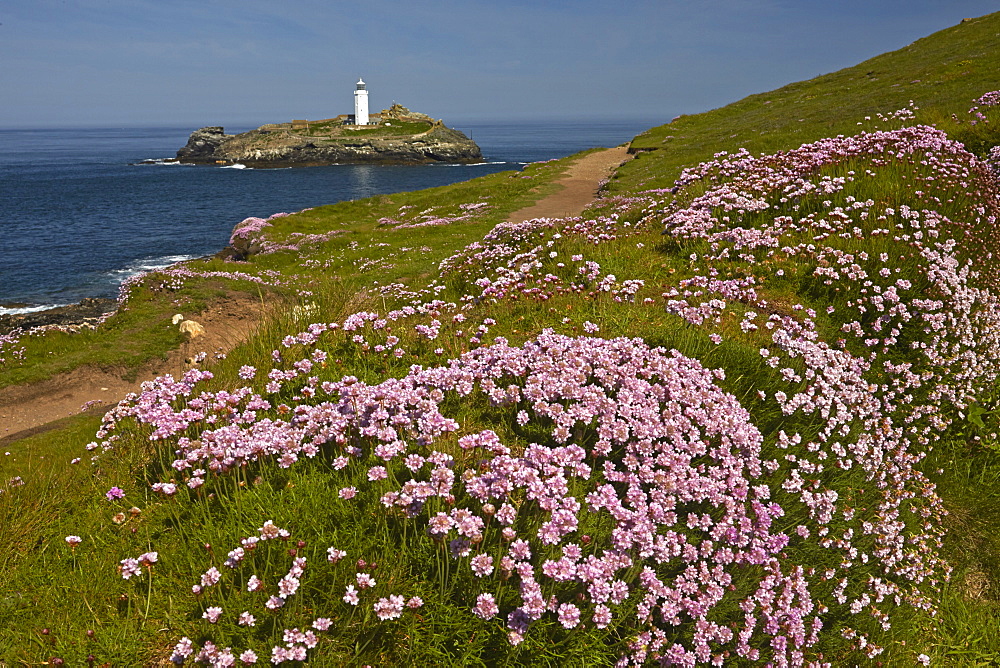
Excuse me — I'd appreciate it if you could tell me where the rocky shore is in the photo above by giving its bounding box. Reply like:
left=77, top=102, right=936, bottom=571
left=175, top=108, right=482, bottom=168
left=0, top=298, right=116, bottom=336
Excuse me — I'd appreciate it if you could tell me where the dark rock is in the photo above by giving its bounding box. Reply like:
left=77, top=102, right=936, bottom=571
left=0, top=298, right=117, bottom=335
left=176, top=126, right=234, bottom=161
left=214, top=246, right=244, bottom=262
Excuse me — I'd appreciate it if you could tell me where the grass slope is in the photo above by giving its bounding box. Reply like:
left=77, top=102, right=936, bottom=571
left=618, top=12, right=1000, bottom=191
left=2, top=12, right=1000, bottom=667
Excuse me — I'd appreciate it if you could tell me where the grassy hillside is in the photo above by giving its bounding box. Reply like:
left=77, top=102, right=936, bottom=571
left=3, top=12, right=1000, bottom=667
left=618, top=12, right=1000, bottom=191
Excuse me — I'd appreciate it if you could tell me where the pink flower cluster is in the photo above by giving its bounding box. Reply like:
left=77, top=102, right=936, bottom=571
left=229, top=212, right=291, bottom=244
left=111, top=328, right=817, bottom=664
left=968, top=90, right=1000, bottom=124
left=377, top=200, right=491, bottom=230
left=0, top=329, right=26, bottom=367
left=119, top=551, right=157, bottom=579
left=637, top=118, right=1000, bottom=658
left=170, top=519, right=422, bottom=664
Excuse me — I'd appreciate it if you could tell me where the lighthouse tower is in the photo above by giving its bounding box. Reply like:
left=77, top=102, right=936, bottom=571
left=354, top=78, right=369, bottom=126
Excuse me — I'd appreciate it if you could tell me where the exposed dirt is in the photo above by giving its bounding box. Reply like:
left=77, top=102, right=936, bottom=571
left=0, top=294, right=266, bottom=446
left=509, top=145, right=632, bottom=222
left=0, top=147, right=630, bottom=446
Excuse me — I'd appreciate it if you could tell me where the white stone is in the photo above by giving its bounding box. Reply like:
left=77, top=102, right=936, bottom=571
left=179, top=319, right=205, bottom=338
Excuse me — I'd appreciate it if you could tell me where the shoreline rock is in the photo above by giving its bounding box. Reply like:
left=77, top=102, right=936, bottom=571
left=176, top=126, right=234, bottom=161
left=0, top=298, right=116, bottom=336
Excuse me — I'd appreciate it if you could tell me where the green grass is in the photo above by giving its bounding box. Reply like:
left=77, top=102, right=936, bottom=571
left=299, top=119, right=434, bottom=138
left=338, top=120, right=433, bottom=137
left=2, top=288, right=190, bottom=389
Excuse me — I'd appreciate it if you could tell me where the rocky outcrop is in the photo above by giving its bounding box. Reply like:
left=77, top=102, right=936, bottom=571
left=176, top=119, right=482, bottom=167
left=176, top=126, right=235, bottom=161
left=0, top=298, right=116, bottom=335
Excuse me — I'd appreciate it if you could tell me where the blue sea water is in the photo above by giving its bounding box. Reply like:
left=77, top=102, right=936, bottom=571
left=0, top=120, right=659, bottom=311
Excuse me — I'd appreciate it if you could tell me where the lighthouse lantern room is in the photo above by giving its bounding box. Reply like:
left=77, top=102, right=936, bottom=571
left=354, top=78, right=369, bottom=126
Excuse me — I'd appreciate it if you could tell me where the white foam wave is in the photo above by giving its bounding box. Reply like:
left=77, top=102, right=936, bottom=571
left=221, top=163, right=249, bottom=170
left=136, top=158, right=195, bottom=166
left=0, top=303, right=71, bottom=316
left=432, top=161, right=510, bottom=167
left=108, top=254, right=198, bottom=278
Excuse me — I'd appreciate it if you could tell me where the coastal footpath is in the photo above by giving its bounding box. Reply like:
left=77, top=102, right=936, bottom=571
left=176, top=106, right=482, bottom=167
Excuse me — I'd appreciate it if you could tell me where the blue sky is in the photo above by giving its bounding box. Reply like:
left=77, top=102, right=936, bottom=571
left=1, top=1, right=997, bottom=128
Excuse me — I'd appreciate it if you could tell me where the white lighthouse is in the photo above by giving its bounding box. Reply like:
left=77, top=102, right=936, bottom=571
left=354, top=78, right=369, bottom=126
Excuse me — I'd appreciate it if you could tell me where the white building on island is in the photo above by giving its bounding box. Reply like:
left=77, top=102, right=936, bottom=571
left=354, top=78, right=369, bottom=126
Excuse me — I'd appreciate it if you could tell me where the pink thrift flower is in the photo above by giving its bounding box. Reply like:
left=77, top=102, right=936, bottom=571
left=152, top=482, right=178, bottom=496
left=259, top=520, right=284, bottom=540
left=470, top=553, right=494, bottom=577
left=558, top=602, right=581, bottom=629
left=278, top=574, right=300, bottom=598
left=201, top=567, right=222, bottom=587
left=374, top=594, right=405, bottom=620
left=593, top=604, right=612, bottom=629
left=171, top=637, right=195, bottom=662
left=473, top=593, right=499, bottom=620
left=203, top=606, right=223, bottom=623
left=119, top=558, right=141, bottom=580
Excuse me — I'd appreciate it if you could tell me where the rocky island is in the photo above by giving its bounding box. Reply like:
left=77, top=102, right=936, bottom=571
left=176, top=104, right=482, bottom=168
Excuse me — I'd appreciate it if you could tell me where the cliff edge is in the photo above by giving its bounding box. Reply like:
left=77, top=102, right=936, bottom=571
left=176, top=107, right=482, bottom=167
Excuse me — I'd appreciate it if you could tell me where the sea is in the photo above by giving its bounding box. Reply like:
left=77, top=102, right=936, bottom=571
left=0, top=120, right=659, bottom=313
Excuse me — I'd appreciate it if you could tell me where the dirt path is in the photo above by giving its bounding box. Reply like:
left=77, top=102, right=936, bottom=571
left=509, top=145, right=632, bottom=222
left=0, top=294, right=265, bottom=446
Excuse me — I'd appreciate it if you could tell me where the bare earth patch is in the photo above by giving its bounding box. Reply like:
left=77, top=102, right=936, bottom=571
left=0, top=294, right=265, bottom=445
left=509, top=145, right=632, bottom=222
